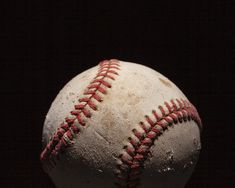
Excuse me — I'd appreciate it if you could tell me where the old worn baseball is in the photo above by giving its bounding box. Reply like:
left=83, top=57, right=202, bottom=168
left=41, top=59, right=202, bottom=188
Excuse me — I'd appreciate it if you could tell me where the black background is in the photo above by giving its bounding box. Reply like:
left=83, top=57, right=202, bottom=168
left=1, top=1, right=235, bottom=188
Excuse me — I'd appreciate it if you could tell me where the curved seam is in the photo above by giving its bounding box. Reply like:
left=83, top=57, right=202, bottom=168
left=40, top=59, right=121, bottom=170
left=114, top=98, right=202, bottom=188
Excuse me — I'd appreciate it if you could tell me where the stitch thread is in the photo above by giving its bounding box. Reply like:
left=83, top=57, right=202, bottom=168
left=115, top=99, right=202, bottom=188
left=40, top=59, right=120, bottom=169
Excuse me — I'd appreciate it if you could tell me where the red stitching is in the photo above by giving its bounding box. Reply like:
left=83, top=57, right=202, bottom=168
left=40, top=59, right=120, bottom=168
left=115, top=98, right=202, bottom=188
left=91, top=79, right=112, bottom=88
left=87, top=84, right=107, bottom=94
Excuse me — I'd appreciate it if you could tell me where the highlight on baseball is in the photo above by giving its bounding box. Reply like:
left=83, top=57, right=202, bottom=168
left=40, top=59, right=202, bottom=188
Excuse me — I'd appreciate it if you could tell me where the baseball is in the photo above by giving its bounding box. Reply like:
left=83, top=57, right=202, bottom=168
left=41, top=59, right=202, bottom=188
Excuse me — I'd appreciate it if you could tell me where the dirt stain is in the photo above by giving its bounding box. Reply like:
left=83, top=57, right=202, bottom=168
left=159, top=77, right=172, bottom=88
left=100, top=111, right=116, bottom=130
left=127, top=92, right=141, bottom=105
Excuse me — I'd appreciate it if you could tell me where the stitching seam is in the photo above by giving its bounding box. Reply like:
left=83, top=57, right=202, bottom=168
left=114, top=98, right=202, bottom=188
left=40, top=59, right=120, bottom=169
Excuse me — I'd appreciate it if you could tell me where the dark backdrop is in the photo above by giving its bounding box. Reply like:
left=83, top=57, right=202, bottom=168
left=1, top=1, right=234, bottom=188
